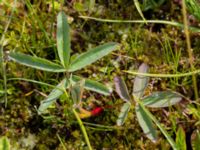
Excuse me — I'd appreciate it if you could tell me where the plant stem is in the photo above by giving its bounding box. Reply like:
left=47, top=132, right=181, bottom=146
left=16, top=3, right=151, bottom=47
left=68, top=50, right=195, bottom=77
left=79, top=16, right=200, bottom=32
left=124, top=69, right=200, bottom=78
left=72, top=109, right=93, bottom=150
left=181, top=0, right=199, bottom=100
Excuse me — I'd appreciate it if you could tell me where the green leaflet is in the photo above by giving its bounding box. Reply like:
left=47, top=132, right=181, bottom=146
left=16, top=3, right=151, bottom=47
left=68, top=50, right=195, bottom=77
left=9, top=52, right=66, bottom=72
left=116, top=102, right=131, bottom=126
left=38, top=79, right=68, bottom=114
left=142, top=91, right=182, bottom=108
left=57, top=11, right=70, bottom=68
left=114, top=77, right=131, bottom=102
left=133, top=63, right=149, bottom=99
left=68, top=42, right=119, bottom=72
left=70, top=79, right=85, bottom=107
left=135, top=104, right=158, bottom=142
left=71, top=75, right=111, bottom=95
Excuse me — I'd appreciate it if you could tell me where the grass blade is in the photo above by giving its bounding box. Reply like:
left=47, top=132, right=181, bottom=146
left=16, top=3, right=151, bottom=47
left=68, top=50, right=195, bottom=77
left=71, top=75, right=111, bottom=95
left=38, top=79, right=68, bottom=114
left=56, top=133, right=67, bottom=150
left=186, top=0, right=200, bottom=21
left=68, top=42, right=119, bottom=72
left=57, top=11, right=70, bottom=68
left=135, top=104, right=158, bottom=142
left=133, top=0, right=147, bottom=23
left=133, top=63, right=149, bottom=99
left=24, top=0, right=51, bottom=42
left=117, top=102, right=131, bottom=126
left=114, top=76, right=131, bottom=102
left=9, top=52, right=66, bottom=72
left=142, top=91, right=182, bottom=108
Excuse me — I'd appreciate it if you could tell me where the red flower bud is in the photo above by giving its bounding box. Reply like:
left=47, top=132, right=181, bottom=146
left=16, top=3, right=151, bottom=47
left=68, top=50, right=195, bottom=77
left=91, top=107, right=104, bottom=116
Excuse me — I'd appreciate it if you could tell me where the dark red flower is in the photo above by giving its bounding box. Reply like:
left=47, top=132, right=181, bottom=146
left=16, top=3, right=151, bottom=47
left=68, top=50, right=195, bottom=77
left=91, top=107, right=104, bottom=116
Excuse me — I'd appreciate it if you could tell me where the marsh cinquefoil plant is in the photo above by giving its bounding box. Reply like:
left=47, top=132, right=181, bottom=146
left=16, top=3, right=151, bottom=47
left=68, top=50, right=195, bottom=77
left=8, top=11, right=118, bottom=149
left=114, top=63, right=183, bottom=149
left=8, top=11, right=119, bottom=114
